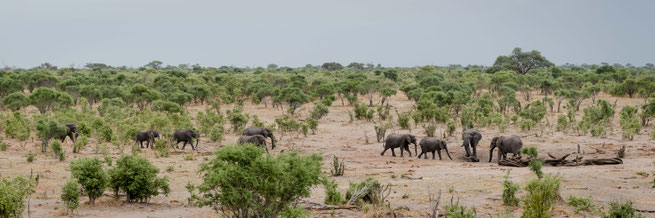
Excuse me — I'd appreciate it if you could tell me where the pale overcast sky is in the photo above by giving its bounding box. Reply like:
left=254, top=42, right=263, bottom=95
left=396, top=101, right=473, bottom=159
left=1, top=0, right=654, bottom=68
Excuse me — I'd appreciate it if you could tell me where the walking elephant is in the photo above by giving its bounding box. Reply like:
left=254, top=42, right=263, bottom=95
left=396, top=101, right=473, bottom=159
left=136, top=129, right=159, bottom=148
left=242, top=127, right=276, bottom=150
left=489, top=135, right=523, bottom=163
left=238, top=135, right=269, bottom=153
left=60, top=123, right=79, bottom=144
left=381, top=134, right=417, bottom=157
left=418, top=137, right=452, bottom=160
left=462, top=129, right=482, bottom=161
left=173, top=129, right=199, bottom=150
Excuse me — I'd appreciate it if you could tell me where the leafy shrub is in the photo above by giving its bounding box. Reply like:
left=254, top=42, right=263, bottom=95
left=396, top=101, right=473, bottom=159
left=275, top=115, right=301, bottom=132
left=70, top=157, right=108, bottom=204
left=51, top=141, right=62, bottom=158
left=354, top=103, right=369, bottom=120
left=396, top=111, right=410, bottom=130
left=27, top=154, right=35, bottom=162
left=209, top=125, right=224, bottom=142
left=189, top=144, right=322, bottom=217
left=0, top=176, right=35, bottom=217
left=603, top=200, right=644, bottom=218
left=0, top=142, right=7, bottom=151
left=447, top=121, right=456, bottom=136
left=344, top=177, right=380, bottom=205
left=522, top=175, right=561, bottom=218
left=61, top=180, right=81, bottom=214
left=227, top=107, right=249, bottom=133
left=521, top=147, right=544, bottom=178
left=310, top=103, right=329, bottom=120
left=518, top=119, right=537, bottom=131
left=502, top=170, right=520, bottom=206
left=73, top=135, right=89, bottom=153
left=557, top=114, right=568, bottom=132
left=620, top=106, right=641, bottom=140
left=196, top=108, right=225, bottom=136
left=579, top=99, right=614, bottom=136
left=151, top=100, right=183, bottom=113
left=307, top=118, right=318, bottom=134
left=35, top=118, right=66, bottom=152
left=567, top=195, right=597, bottom=215
left=374, top=122, right=391, bottom=143
left=445, top=200, right=476, bottom=218
left=108, top=154, right=170, bottom=203
left=3, top=112, right=31, bottom=142
left=324, top=179, right=344, bottom=205
left=423, top=122, right=437, bottom=137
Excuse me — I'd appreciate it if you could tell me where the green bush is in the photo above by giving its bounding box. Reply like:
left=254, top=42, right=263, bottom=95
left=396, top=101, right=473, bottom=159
left=3, top=112, right=31, bottom=142
left=209, top=125, right=224, bottom=142
left=323, top=179, right=344, bottom=205
left=0, top=142, right=7, bottom=151
left=445, top=201, right=476, bottom=218
left=396, top=111, right=410, bottom=130
left=557, top=114, right=568, bottom=131
left=344, top=177, right=380, bottom=205
left=307, top=118, right=318, bottom=134
left=310, top=103, right=329, bottom=120
left=35, top=117, right=67, bottom=152
left=61, top=180, right=81, bottom=214
left=353, top=103, right=369, bottom=120
left=196, top=108, right=225, bottom=136
left=502, top=170, right=520, bottom=206
left=51, top=141, right=62, bottom=158
left=108, top=154, right=170, bottom=203
left=0, top=176, right=35, bottom=217
left=70, top=157, right=108, bottom=204
left=567, top=195, right=597, bottom=215
left=521, top=175, right=561, bottom=218
left=27, top=154, right=35, bottom=162
left=603, top=200, right=644, bottom=218
left=620, top=106, right=641, bottom=140
left=227, top=107, right=249, bottom=133
left=189, top=145, right=322, bottom=217
left=73, top=135, right=89, bottom=153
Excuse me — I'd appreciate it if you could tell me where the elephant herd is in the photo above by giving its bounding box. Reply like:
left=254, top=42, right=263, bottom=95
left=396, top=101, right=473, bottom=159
left=380, top=129, right=524, bottom=163
left=57, top=123, right=277, bottom=152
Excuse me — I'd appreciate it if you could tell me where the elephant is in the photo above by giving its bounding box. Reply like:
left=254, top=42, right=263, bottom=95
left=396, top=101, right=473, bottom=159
left=173, top=129, right=199, bottom=150
left=136, top=129, right=160, bottom=149
left=489, top=135, right=523, bottom=163
left=242, top=127, right=276, bottom=150
left=60, top=123, right=79, bottom=144
left=238, top=135, right=269, bottom=153
left=462, top=129, right=482, bottom=161
left=417, top=138, right=452, bottom=160
left=380, top=134, right=417, bottom=157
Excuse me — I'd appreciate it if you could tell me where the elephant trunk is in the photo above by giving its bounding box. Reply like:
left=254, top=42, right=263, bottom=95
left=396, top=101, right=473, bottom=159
left=445, top=148, right=453, bottom=160
left=489, top=145, right=495, bottom=162
left=196, top=137, right=199, bottom=147
left=414, top=143, right=418, bottom=156
left=270, top=136, right=276, bottom=150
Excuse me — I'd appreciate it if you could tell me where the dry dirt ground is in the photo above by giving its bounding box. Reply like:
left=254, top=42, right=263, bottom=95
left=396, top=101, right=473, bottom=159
left=1, top=92, right=655, bottom=218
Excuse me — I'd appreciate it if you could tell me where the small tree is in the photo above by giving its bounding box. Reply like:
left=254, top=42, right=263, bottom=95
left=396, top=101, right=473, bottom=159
left=61, top=180, right=81, bottom=214
left=277, top=87, right=309, bottom=114
left=2, top=92, right=30, bottom=111
left=70, top=157, right=108, bottom=204
left=3, top=112, right=31, bottom=143
left=502, top=170, right=520, bottom=206
left=108, top=154, right=170, bottom=203
left=29, top=87, right=73, bottom=114
left=620, top=106, right=641, bottom=141
left=35, top=118, right=66, bottom=152
left=189, top=144, right=322, bottom=217
left=0, top=176, right=35, bottom=217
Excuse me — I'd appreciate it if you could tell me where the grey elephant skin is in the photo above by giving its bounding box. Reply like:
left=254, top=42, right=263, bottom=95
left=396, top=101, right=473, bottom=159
left=489, top=135, right=523, bottom=162
left=173, top=129, right=199, bottom=150
left=238, top=135, right=269, bottom=153
left=242, top=127, right=276, bottom=149
left=136, top=129, right=160, bottom=148
left=462, top=129, right=482, bottom=161
left=60, top=123, right=79, bottom=144
left=381, top=134, right=417, bottom=157
left=418, top=138, right=452, bottom=160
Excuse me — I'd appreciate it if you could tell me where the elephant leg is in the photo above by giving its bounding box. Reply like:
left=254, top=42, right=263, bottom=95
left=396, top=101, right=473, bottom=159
left=182, top=141, right=187, bottom=150
left=381, top=147, right=389, bottom=156
left=497, top=150, right=502, bottom=162
left=472, top=142, right=478, bottom=158
left=406, top=146, right=412, bottom=157
left=139, top=141, right=144, bottom=148
left=436, top=150, right=441, bottom=160
left=391, top=148, right=396, bottom=157
left=417, top=151, right=423, bottom=159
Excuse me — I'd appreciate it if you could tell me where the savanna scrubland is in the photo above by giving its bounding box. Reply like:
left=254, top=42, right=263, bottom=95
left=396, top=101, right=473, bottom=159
left=1, top=48, right=654, bottom=217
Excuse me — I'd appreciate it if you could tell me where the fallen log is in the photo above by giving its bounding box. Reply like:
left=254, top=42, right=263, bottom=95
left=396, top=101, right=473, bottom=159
left=498, top=154, right=622, bottom=167
left=297, top=200, right=360, bottom=210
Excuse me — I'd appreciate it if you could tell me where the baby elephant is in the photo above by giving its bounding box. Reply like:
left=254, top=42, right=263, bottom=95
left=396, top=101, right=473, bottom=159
left=418, top=138, right=452, bottom=160
left=238, top=135, right=269, bottom=153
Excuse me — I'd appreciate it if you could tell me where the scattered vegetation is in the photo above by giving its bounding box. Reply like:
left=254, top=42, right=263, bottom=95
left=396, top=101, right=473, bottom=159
left=108, top=154, right=170, bottom=203
left=70, top=157, right=108, bottom=204
left=330, top=155, right=345, bottom=177
left=0, top=176, right=35, bottom=217
left=61, top=180, right=81, bottom=214
left=502, top=170, right=520, bottom=206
